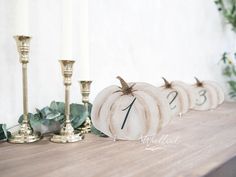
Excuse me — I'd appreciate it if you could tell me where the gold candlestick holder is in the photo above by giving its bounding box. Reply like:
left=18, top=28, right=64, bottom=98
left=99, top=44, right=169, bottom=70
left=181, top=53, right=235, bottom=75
left=8, top=36, right=41, bottom=143
left=50, top=60, right=83, bottom=143
left=79, top=81, right=92, bottom=134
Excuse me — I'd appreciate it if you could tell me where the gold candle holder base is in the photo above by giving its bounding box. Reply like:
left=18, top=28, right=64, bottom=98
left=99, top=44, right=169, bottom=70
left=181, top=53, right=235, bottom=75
left=9, top=121, right=41, bottom=144
left=50, top=60, right=83, bottom=143
left=51, top=122, right=83, bottom=143
left=79, top=81, right=92, bottom=134
left=78, top=119, right=92, bottom=134
left=8, top=132, right=41, bottom=144
left=50, top=133, right=83, bottom=143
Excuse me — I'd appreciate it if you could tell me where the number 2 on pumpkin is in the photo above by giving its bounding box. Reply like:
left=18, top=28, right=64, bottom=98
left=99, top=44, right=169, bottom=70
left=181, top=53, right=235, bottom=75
left=121, top=97, right=137, bottom=129
left=167, top=91, right=178, bottom=110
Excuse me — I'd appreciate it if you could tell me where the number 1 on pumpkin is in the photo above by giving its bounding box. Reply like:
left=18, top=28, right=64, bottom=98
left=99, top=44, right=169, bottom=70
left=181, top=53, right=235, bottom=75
left=121, top=97, right=137, bottom=129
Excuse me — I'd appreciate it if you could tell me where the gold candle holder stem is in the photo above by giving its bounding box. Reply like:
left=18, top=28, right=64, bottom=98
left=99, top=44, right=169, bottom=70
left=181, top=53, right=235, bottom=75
left=65, top=85, right=70, bottom=123
left=22, top=63, right=28, bottom=123
left=8, top=36, right=41, bottom=144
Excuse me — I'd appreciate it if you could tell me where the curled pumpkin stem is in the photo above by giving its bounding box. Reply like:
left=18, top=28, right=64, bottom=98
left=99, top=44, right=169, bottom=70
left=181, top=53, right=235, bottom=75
left=162, top=77, right=172, bottom=88
left=194, top=77, right=203, bottom=87
left=115, top=76, right=136, bottom=96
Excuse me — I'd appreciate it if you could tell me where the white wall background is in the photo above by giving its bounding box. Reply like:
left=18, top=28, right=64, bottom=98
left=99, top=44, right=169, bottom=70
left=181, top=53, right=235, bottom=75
left=0, top=0, right=235, bottom=127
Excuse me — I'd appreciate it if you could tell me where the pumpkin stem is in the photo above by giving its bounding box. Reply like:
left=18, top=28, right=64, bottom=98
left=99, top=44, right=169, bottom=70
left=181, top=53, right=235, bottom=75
left=194, top=77, right=203, bottom=87
left=116, top=76, right=134, bottom=95
left=162, top=77, right=172, bottom=88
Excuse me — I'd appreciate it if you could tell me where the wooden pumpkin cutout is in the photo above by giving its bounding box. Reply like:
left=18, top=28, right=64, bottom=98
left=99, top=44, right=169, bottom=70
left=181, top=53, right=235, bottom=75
left=191, top=77, right=224, bottom=111
left=159, top=77, right=190, bottom=117
left=91, top=76, right=171, bottom=140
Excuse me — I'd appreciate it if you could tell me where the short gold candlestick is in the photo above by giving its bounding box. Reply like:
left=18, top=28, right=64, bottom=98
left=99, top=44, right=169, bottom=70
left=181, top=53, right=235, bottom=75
left=79, top=81, right=92, bottom=134
left=8, top=36, right=41, bottom=143
left=50, top=60, right=83, bottom=143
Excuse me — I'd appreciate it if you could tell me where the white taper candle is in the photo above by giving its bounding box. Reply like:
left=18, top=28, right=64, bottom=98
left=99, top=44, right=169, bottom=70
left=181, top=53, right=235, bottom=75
left=15, top=0, right=29, bottom=36
left=61, top=0, right=73, bottom=59
left=78, top=0, right=90, bottom=80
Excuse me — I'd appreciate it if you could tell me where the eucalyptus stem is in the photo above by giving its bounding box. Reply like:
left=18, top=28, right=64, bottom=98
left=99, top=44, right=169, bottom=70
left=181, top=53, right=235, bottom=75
left=215, top=0, right=236, bottom=31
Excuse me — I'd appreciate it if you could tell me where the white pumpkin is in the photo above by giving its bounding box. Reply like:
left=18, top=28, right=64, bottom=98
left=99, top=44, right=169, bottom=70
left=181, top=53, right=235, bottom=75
left=91, top=76, right=171, bottom=140
left=191, top=77, right=224, bottom=111
left=159, top=78, right=190, bottom=117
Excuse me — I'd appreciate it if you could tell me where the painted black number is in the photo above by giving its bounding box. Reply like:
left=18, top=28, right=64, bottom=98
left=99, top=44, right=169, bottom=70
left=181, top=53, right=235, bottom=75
left=167, top=91, right=178, bottom=110
left=196, top=89, right=207, bottom=106
left=121, top=97, right=136, bottom=129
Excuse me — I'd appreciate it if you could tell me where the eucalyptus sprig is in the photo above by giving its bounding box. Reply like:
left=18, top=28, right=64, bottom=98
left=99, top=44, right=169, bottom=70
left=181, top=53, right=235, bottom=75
left=17, top=101, right=105, bottom=136
left=215, top=0, right=236, bottom=31
left=17, top=101, right=90, bottom=134
left=220, top=52, right=236, bottom=99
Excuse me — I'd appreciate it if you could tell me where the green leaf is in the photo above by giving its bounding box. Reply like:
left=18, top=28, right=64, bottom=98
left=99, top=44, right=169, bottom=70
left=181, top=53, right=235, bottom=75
left=50, top=101, right=58, bottom=110
left=221, top=52, right=228, bottom=63
left=223, top=66, right=232, bottom=77
left=37, top=106, right=61, bottom=121
left=232, top=65, right=236, bottom=76
left=34, top=113, right=42, bottom=121
left=231, top=3, right=236, bottom=15
left=0, top=124, right=8, bottom=140
left=88, top=103, right=93, bottom=118
left=70, top=103, right=87, bottom=128
left=91, top=125, right=108, bottom=137
left=70, top=103, right=84, bottom=117
left=35, top=108, right=43, bottom=118
left=40, top=107, right=52, bottom=118
left=7, top=131, right=11, bottom=138
left=229, top=91, right=236, bottom=98
left=228, top=80, right=236, bottom=92
left=50, top=101, right=65, bottom=114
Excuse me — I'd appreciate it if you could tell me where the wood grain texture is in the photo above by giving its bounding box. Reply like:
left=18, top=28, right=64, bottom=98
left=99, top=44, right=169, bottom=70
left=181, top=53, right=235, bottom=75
left=0, top=102, right=236, bottom=177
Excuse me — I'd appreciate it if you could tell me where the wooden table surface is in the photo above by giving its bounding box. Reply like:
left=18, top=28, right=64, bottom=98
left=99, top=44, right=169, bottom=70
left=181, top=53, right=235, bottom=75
left=1, top=102, right=236, bottom=177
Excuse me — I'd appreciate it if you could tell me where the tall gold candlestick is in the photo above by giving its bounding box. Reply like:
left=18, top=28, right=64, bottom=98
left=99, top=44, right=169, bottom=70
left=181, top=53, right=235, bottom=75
left=79, top=81, right=92, bottom=133
left=8, top=36, right=41, bottom=143
left=50, top=60, right=83, bottom=143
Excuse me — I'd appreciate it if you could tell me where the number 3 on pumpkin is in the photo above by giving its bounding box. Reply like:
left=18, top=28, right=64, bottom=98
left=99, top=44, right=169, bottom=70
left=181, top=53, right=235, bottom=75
left=121, top=97, right=137, bottom=129
left=196, top=89, right=207, bottom=106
